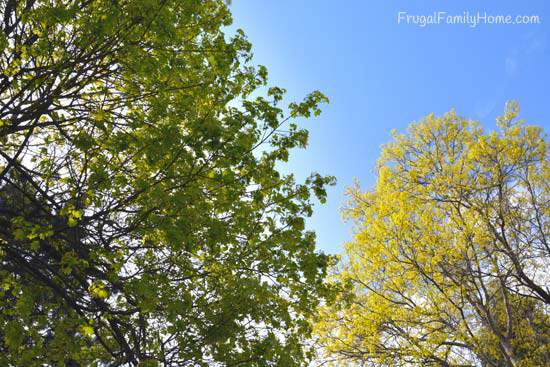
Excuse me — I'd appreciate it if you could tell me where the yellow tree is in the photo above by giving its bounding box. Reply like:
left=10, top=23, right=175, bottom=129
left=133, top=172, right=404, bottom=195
left=315, top=103, right=549, bottom=367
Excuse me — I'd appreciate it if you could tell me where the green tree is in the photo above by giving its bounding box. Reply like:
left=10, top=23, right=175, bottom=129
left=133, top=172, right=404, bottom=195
left=315, top=104, right=549, bottom=367
left=0, top=1, right=334, bottom=365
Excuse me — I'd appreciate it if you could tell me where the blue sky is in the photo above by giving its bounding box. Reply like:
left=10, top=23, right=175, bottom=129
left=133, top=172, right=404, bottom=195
left=229, top=0, right=550, bottom=254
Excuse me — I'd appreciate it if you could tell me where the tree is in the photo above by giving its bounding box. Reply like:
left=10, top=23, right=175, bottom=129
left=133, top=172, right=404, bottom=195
left=314, top=104, right=549, bottom=367
left=0, top=1, right=335, bottom=365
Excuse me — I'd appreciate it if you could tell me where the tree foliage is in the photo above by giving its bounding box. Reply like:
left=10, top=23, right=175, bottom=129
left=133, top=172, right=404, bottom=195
left=0, top=1, right=335, bottom=365
left=315, top=104, right=549, bottom=367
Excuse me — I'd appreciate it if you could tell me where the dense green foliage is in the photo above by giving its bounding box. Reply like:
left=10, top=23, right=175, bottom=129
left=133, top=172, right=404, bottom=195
left=0, top=1, right=334, bottom=365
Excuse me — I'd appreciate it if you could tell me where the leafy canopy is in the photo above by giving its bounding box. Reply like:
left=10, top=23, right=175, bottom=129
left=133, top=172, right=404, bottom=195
left=0, top=1, right=335, bottom=366
left=315, top=103, right=549, bottom=367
